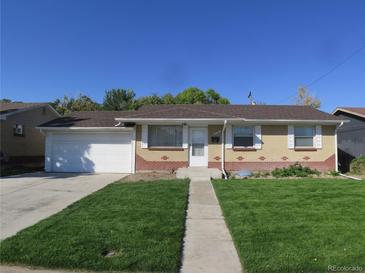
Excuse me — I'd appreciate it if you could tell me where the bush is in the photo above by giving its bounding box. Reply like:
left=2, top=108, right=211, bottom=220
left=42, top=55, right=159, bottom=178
left=350, top=156, right=365, bottom=174
left=271, top=163, right=320, bottom=178
left=329, top=170, right=340, bottom=176
left=253, top=171, right=270, bottom=178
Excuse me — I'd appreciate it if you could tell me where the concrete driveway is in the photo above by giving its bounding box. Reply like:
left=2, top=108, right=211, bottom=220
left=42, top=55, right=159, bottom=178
left=0, top=172, right=126, bottom=240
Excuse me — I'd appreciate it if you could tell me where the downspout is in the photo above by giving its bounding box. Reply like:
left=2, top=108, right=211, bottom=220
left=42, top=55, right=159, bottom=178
left=221, top=120, right=228, bottom=179
left=335, top=121, right=344, bottom=172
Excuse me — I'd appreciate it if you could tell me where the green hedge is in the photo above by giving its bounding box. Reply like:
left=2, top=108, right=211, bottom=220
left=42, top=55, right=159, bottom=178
left=272, top=162, right=320, bottom=177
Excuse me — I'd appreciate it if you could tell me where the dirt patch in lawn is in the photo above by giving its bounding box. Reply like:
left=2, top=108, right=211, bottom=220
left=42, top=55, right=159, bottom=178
left=121, top=171, right=176, bottom=182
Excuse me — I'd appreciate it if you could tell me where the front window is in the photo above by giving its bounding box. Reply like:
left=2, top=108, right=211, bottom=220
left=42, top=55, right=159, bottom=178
left=233, top=126, right=254, bottom=147
left=294, top=126, right=314, bottom=147
left=13, top=124, right=24, bottom=137
left=148, top=125, right=182, bottom=147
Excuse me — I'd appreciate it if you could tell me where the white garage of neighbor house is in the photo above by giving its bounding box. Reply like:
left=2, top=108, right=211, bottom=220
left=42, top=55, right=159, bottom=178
left=38, top=111, right=136, bottom=173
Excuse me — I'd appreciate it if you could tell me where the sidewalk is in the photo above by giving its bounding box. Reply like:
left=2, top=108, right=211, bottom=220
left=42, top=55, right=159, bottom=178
left=181, top=178, right=242, bottom=272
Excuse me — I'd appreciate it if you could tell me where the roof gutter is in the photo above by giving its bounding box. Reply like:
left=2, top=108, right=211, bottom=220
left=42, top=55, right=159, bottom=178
left=221, top=120, right=228, bottom=180
left=36, top=126, right=134, bottom=131
left=335, top=121, right=344, bottom=172
left=114, top=117, right=347, bottom=124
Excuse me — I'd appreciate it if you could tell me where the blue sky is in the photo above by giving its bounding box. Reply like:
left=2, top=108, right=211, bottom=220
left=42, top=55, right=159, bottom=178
left=1, top=0, right=365, bottom=112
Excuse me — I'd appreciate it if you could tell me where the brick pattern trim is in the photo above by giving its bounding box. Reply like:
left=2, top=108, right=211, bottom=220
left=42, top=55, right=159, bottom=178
left=136, top=154, right=188, bottom=171
left=208, top=154, right=336, bottom=172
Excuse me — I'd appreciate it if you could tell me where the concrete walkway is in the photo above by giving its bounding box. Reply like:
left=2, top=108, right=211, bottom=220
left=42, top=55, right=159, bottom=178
left=181, top=177, right=242, bottom=272
left=0, top=172, right=125, bottom=240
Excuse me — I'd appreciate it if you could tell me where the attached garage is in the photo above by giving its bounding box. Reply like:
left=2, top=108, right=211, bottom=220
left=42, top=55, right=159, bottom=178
left=43, top=130, right=135, bottom=173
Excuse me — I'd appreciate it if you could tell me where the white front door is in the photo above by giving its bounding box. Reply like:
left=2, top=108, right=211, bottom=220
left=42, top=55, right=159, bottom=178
left=189, top=127, right=208, bottom=167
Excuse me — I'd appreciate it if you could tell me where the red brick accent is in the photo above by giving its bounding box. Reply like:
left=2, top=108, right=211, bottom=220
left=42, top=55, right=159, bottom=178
left=209, top=154, right=336, bottom=172
left=136, top=154, right=188, bottom=171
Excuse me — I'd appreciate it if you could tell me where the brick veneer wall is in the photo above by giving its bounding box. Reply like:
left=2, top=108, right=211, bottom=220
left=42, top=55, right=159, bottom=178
left=208, top=154, right=336, bottom=172
left=136, top=154, right=188, bottom=171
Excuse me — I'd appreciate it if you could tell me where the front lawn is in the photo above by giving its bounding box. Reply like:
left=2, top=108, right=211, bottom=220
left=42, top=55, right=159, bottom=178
left=213, top=179, right=365, bottom=272
left=0, top=180, right=189, bottom=272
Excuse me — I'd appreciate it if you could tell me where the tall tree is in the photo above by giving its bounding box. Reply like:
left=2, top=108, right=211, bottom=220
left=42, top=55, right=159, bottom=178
left=295, top=87, right=321, bottom=109
left=175, top=87, right=207, bottom=104
left=162, top=93, right=176, bottom=104
left=217, top=97, right=230, bottom=104
left=0, top=98, right=12, bottom=103
left=51, top=94, right=99, bottom=115
left=206, top=89, right=221, bottom=104
left=135, top=94, right=164, bottom=108
left=103, top=89, right=136, bottom=110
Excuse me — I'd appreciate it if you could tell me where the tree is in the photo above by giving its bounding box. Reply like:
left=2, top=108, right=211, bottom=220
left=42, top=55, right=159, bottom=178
left=206, top=89, right=221, bottom=104
left=71, top=94, right=100, bottom=112
left=103, top=89, right=136, bottom=110
left=51, top=94, right=100, bottom=115
left=135, top=93, right=164, bottom=107
left=0, top=98, right=12, bottom=103
left=217, top=97, right=230, bottom=104
left=162, top=93, right=176, bottom=104
left=175, top=87, right=207, bottom=104
left=295, top=87, right=321, bottom=109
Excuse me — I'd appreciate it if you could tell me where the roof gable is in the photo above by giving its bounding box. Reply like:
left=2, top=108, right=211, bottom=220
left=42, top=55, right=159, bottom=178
left=333, top=107, right=365, bottom=119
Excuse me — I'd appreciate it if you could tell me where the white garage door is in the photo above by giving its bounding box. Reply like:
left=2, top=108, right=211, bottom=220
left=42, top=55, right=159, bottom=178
left=50, top=132, right=133, bottom=173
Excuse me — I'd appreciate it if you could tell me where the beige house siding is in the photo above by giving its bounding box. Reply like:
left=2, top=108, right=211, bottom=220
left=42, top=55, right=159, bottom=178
left=209, top=125, right=335, bottom=163
left=135, top=124, right=336, bottom=172
left=135, top=125, right=189, bottom=170
left=0, top=107, right=59, bottom=158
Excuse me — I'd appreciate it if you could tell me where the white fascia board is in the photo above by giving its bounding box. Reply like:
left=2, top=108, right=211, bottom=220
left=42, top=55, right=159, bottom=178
left=36, top=126, right=134, bottom=132
left=114, top=117, right=347, bottom=125
left=332, top=108, right=365, bottom=119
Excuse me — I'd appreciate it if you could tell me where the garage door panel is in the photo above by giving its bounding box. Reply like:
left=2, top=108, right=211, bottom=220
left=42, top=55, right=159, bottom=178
left=50, top=132, right=133, bottom=173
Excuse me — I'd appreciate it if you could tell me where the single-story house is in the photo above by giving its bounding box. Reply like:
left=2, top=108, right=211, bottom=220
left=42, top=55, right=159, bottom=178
left=332, top=107, right=365, bottom=172
left=37, top=104, right=345, bottom=174
left=0, top=102, right=60, bottom=165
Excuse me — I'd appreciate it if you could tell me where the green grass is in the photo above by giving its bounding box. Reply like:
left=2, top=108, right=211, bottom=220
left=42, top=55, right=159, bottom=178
left=213, top=179, right=365, bottom=272
left=0, top=180, right=189, bottom=272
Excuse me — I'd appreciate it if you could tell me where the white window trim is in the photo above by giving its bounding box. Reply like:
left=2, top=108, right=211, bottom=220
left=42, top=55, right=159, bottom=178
left=232, top=125, right=255, bottom=148
left=145, top=125, right=184, bottom=148
left=292, top=125, right=321, bottom=149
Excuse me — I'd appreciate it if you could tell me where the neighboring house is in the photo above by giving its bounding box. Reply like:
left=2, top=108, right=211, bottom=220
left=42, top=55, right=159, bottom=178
left=0, top=102, right=60, bottom=165
left=332, top=107, right=365, bottom=172
left=38, top=104, right=345, bottom=174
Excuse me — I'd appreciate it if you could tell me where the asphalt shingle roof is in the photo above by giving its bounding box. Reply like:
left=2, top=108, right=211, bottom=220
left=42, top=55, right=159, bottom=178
left=39, top=104, right=342, bottom=128
left=0, top=102, right=48, bottom=114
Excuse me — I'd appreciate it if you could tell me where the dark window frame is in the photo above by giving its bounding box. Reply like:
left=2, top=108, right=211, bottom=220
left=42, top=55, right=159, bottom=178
left=233, top=126, right=254, bottom=148
left=13, top=124, right=25, bottom=137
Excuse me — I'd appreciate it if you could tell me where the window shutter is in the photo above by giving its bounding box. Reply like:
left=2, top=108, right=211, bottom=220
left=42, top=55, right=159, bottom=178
left=225, top=124, right=232, bottom=149
left=141, top=125, right=148, bottom=148
left=182, top=125, right=188, bottom=148
left=288, top=125, right=294, bottom=149
left=254, top=126, right=262, bottom=149
left=314, top=125, right=322, bottom=149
